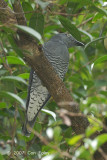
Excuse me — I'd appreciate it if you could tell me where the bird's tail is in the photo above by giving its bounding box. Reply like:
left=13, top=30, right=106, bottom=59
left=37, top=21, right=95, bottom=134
left=22, top=120, right=31, bottom=137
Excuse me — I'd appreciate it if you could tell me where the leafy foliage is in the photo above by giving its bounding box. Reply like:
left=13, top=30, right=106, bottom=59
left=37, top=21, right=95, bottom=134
left=0, top=0, right=107, bottom=160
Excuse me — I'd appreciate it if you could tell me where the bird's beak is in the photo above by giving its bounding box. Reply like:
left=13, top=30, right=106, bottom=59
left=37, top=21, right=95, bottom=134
left=75, top=41, right=84, bottom=46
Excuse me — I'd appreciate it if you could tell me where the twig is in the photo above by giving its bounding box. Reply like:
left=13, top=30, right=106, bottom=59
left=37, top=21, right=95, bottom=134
left=27, top=126, right=73, bottom=159
left=50, top=11, right=85, bottom=17
left=12, top=0, right=27, bottom=26
left=98, top=148, right=107, bottom=160
left=77, top=17, right=93, bottom=28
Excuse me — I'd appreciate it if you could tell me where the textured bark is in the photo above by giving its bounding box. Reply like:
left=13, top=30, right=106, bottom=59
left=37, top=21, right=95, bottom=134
left=12, top=0, right=27, bottom=26
left=0, top=0, right=89, bottom=135
left=0, top=0, right=16, bottom=25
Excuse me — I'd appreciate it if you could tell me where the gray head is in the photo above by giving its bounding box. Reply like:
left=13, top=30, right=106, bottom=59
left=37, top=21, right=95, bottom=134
left=51, top=33, right=84, bottom=48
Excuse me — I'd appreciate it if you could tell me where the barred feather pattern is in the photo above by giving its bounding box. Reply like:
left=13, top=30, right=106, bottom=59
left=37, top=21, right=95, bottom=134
left=27, top=55, right=69, bottom=122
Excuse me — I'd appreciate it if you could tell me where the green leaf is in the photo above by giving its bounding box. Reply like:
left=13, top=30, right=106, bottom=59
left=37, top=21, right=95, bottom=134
left=0, top=91, right=25, bottom=109
left=94, top=55, right=107, bottom=65
left=69, top=0, right=92, bottom=5
left=34, top=123, right=42, bottom=133
left=64, top=127, right=73, bottom=138
left=42, top=109, right=56, bottom=121
left=95, top=134, right=107, bottom=147
left=92, top=5, right=107, bottom=16
left=0, top=56, right=25, bottom=65
left=22, top=2, right=33, bottom=20
left=0, top=154, right=4, bottom=160
left=0, top=76, right=27, bottom=85
left=44, top=25, right=61, bottom=33
left=100, top=90, right=107, bottom=96
left=16, top=25, right=42, bottom=42
left=92, top=13, right=103, bottom=22
left=88, top=117, right=101, bottom=128
left=68, top=75, right=82, bottom=85
left=29, top=13, right=44, bottom=35
left=59, top=16, right=81, bottom=41
left=0, top=102, right=6, bottom=109
left=18, top=91, right=27, bottom=99
left=67, top=135, right=83, bottom=145
left=54, top=126, right=62, bottom=142
left=7, top=35, right=23, bottom=58
left=86, top=126, right=101, bottom=137
left=94, top=80, right=107, bottom=87
left=88, top=134, right=107, bottom=153
left=76, top=146, right=92, bottom=160
left=18, top=73, right=29, bottom=79
left=59, top=0, right=67, bottom=5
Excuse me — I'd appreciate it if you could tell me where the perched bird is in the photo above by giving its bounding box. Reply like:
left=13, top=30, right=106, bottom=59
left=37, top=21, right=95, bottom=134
left=23, top=33, right=84, bottom=136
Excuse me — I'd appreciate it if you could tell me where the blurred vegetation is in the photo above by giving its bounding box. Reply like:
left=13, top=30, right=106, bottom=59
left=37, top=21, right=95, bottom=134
left=0, top=0, right=107, bottom=159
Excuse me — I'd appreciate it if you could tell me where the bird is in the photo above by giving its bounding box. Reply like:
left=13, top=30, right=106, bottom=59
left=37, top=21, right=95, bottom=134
left=22, top=33, right=84, bottom=136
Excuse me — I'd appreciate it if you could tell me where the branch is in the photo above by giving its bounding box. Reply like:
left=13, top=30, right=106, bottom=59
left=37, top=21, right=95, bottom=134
left=0, top=0, right=89, bottom=134
left=0, top=0, right=16, bottom=25
left=12, top=0, right=27, bottom=26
